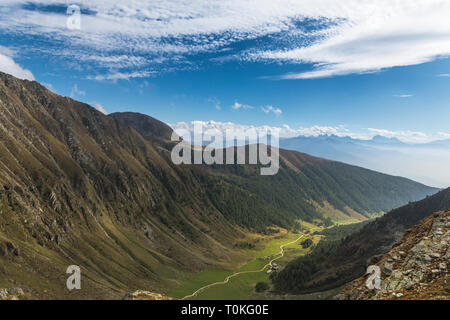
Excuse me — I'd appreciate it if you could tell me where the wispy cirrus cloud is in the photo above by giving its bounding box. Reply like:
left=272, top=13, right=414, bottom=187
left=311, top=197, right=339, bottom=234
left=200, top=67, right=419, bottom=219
left=1, top=1, right=450, bottom=80
left=248, top=1, right=450, bottom=79
left=393, top=94, right=413, bottom=98
left=87, top=71, right=154, bottom=81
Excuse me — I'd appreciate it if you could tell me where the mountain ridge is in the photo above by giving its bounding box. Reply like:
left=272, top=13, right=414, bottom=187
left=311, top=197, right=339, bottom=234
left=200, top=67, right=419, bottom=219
left=280, top=134, right=450, bottom=187
left=0, top=71, right=439, bottom=298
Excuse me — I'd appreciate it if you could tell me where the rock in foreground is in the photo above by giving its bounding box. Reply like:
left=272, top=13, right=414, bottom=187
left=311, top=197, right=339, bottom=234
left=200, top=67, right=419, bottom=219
left=337, top=211, right=449, bottom=300
left=123, top=290, right=173, bottom=300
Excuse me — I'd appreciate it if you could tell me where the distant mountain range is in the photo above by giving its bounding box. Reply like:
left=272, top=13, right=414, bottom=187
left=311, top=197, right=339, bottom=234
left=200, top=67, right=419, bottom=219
left=0, top=71, right=439, bottom=299
left=280, top=135, right=450, bottom=188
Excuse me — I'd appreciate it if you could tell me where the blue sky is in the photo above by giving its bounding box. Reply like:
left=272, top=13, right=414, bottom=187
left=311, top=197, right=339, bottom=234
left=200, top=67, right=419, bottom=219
left=1, top=0, right=450, bottom=142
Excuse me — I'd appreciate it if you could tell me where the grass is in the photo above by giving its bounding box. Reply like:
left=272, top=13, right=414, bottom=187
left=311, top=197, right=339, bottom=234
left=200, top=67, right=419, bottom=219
left=253, top=285, right=345, bottom=300
left=167, top=224, right=322, bottom=300
left=194, top=269, right=270, bottom=300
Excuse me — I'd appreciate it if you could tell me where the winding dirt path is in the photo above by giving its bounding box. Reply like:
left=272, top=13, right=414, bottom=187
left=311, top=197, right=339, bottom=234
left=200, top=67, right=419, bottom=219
left=181, top=234, right=304, bottom=300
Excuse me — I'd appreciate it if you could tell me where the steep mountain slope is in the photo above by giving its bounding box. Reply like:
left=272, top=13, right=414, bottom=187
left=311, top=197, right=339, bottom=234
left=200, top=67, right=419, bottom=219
left=112, top=111, right=439, bottom=224
left=337, top=210, right=449, bottom=300
left=272, top=187, right=450, bottom=294
left=0, top=71, right=439, bottom=299
left=0, top=72, right=246, bottom=299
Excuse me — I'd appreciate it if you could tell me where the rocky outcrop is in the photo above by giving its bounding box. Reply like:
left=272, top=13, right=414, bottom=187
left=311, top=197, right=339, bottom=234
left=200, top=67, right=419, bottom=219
left=337, top=211, right=449, bottom=300
left=0, top=287, right=25, bottom=300
left=123, top=290, right=173, bottom=300
left=0, top=240, right=19, bottom=257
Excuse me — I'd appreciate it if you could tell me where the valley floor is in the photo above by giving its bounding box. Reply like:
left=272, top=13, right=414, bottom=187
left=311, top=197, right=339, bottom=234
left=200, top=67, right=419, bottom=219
left=168, top=223, right=323, bottom=300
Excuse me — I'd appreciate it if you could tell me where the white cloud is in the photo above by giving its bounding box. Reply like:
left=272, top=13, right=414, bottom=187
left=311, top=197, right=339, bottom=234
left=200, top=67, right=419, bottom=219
left=367, top=128, right=430, bottom=143
left=232, top=102, right=282, bottom=115
left=437, top=73, right=450, bottom=77
left=170, top=120, right=450, bottom=144
left=92, top=102, right=107, bottom=114
left=171, top=121, right=356, bottom=140
left=261, top=105, right=282, bottom=116
left=249, top=1, right=450, bottom=79
left=393, top=94, right=413, bottom=98
left=70, top=84, right=86, bottom=98
left=232, top=101, right=254, bottom=110
left=0, top=53, right=34, bottom=80
left=75, top=54, right=149, bottom=69
left=3, top=1, right=450, bottom=79
left=0, top=45, right=16, bottom=57
left=87, top=71, right=153, bottom=81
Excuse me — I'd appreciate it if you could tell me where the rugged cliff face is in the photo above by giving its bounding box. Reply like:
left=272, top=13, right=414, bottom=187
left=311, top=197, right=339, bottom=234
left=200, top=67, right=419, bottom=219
left=337, top=211, right=449, bottom=300
left=0, top=71, right=439, bottom=299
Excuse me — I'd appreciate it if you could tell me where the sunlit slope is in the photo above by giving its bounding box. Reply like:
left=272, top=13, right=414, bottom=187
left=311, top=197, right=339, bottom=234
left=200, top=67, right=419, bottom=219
left=0, top=71, right=438, bottom=298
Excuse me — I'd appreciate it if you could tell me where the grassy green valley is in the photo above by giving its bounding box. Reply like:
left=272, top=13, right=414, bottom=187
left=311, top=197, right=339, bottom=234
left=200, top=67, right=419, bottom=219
left=168, top=227, right=322, bottom=300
